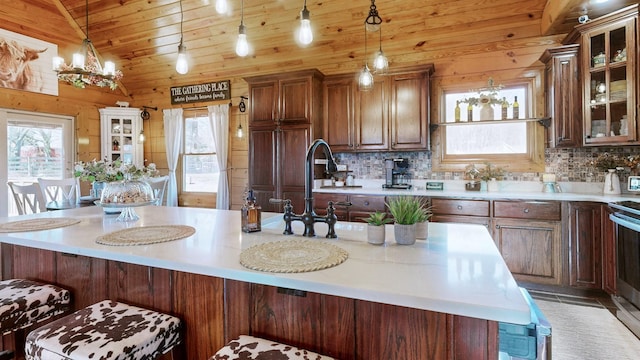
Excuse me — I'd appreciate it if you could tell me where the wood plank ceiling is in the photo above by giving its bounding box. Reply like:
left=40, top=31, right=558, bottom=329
left=2, top=0, right=636, bottom=98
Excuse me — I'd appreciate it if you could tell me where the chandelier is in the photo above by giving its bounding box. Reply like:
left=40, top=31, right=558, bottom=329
left=52, top=0, right=123, bottom=90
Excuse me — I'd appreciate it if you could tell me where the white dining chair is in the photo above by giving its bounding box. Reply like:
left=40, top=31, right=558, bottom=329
left=37, top=177, right=81, bottom=206
left=145, top=175, right=169, bottom=206
left=7, top=182, right=47, bottom=215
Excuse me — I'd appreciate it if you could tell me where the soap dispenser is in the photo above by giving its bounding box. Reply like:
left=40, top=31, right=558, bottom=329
left=241, top=189, right=261, bottom=233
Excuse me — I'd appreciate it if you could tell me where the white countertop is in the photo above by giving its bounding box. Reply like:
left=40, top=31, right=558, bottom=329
left=315, top=179, right=640, bottom=202
left=0, top=206, right=531, bottom=325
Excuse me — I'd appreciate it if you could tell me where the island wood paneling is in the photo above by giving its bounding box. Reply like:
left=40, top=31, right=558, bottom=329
left=0, top=244, right=504, bottom=360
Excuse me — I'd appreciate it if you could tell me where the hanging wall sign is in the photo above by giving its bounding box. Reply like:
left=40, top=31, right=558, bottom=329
left=170, top=80, right=231, bottom=105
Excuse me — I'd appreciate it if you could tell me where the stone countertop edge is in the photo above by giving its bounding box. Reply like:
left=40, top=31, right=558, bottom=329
left=0, top=206, right=531, bottom=326
left=314, top=179, right=640, bottom=202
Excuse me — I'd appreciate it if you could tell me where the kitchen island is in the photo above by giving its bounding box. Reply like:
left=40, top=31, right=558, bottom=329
left=0, top=206, right=530, bottom=359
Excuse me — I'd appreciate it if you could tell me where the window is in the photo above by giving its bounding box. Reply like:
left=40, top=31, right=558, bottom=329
left=433, top=78, right=544, bottom=172
left=182, top=110, right=219, bottom=193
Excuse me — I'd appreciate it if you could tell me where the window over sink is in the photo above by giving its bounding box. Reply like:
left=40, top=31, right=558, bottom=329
left=432, top=76, right=545, bottom=173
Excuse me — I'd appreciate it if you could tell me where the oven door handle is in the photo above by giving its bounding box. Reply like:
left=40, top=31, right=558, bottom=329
left=609, top=212, right=640, bottom=232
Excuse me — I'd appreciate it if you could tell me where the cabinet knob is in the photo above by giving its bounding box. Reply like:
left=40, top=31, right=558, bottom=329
left=523, top=208, right=529, bottom=213
left=364, top=201, right=370, bottom=206
left=495, top=224, right=501, bottom=229
left=457, top=205, right=463, bottom=210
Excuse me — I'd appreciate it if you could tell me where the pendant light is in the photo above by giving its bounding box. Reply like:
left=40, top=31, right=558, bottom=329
left=296, top=0, right=313, bottom=46
left=215, top=0, right=229, bottom=15
left=365, top=0, right=382, bottom=32
left=373, top=26, right=388, bottom=74
left=175, top=0, right=189, bottom=74
left=236, top=123, right=244, bottom=138
left=358, top=24, right=374, bottom=91
left=235, top=0, right=249, bottom=57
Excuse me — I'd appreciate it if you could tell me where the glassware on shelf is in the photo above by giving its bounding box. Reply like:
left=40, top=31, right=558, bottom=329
left=97, top=177, right=155, bottom=222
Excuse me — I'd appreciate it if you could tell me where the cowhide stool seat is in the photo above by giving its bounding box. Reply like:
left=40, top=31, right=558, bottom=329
left=0, top=279, right=71, bottom=360
left=25, top=300, right=182, bottom=360
left=210, top=335, right=334, bottom=360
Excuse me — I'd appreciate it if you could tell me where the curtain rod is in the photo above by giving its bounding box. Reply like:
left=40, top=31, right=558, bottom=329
left=181, top=102, right=232, bottom=111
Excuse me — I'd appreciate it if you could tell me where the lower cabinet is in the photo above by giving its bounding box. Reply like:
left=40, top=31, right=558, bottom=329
left=566, top=202, right=602, bottom=289
left=492, top=200, right=563, bottom=285
left=602, top=205, right=617, bottom=294
left=430, top=198, right=491, bottom=228
left=313, top=193, right=387, bottom=223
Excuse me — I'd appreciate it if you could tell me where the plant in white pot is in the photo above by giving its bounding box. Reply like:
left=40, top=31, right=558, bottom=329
left=415, top=201, right=433, bottom=240
left=363, top=211, right=392, bottom=245
left=386, top=196, right=424, bottom=245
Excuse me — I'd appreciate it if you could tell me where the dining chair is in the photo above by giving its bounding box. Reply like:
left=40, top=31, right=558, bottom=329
left=37, top=177, right=81, bottom=206
left=7, top=182, right=46, bottom=215
left=145, top=176, right=168, bottom=206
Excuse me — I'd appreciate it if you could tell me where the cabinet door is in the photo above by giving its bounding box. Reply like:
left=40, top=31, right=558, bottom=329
left=324, top=76, right=355, bottom=151
left=279, top=77, right=313, bottom=125
left=356, top=77, right=388, bottom=150
left=248, top=126, right=278, bottom=211
left=579, top=11, right=638, bottom=145
left=541, top=45, right=581, bottom=148
left=568, top=202, right=603, bottom=289
left=348, top=195, right=386, bottom=222
left=313, top=192, right=348, bottom=221
left=99, top=108, right=143, bottom=167
left=278, top=124, right=310, bottom=212
left=249, top=81, right=277, bottom=127
left=493, top=218, right=562, bottom=285
left=389, top=72, right=429, bottom=150
left=602, top=205, right=617, bottom=294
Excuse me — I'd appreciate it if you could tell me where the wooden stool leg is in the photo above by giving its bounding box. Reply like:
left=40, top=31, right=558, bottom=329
left=0, top=350, right=14, bottom=360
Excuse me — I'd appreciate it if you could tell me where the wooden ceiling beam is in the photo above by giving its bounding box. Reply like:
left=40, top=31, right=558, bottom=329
left=51, top=0, right=129, bottom=97
left=540, top=0, right=583, bottom=35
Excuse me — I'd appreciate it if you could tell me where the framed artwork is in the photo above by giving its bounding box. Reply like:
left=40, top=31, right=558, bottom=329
left=0, top=28, right=58, bottom=96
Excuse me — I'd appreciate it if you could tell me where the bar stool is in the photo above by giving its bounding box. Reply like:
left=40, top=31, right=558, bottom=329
left=25, top=300, right=182, bottom=360
left=0, top=279, right=71, bottom=359
left=211, top=335, right=334, bottom=360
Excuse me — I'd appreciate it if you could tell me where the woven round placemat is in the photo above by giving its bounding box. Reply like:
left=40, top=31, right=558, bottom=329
left=0, top=217, right=81, bottom=233
left=239, top=239, right=348, bottom=273
left=96, top=225, right=196, bottom=246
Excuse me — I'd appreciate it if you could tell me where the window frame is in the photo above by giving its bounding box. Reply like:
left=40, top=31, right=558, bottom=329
left=431, top=76, right=545, bottom=173
left=181, top=109, right=218, bottom=194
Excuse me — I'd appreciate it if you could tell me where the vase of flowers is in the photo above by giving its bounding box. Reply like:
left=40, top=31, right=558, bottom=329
left=590, top=153, right=626, bottom=195
left=74, top=159, right=159, bottom=200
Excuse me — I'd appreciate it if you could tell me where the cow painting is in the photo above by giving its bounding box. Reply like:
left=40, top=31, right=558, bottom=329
left=0, top=38, right=46, bottom=92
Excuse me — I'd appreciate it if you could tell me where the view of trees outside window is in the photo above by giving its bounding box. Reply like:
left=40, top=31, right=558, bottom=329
left=8, top=122, right=64, bottom=181
left=183, top=113, right=219, bottom=193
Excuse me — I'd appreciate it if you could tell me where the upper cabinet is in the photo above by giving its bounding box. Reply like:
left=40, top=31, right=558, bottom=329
left=540, top=44, right=582, bottom=148
left=323, top=65, right=434, bottom=152
left=564, top=5, right=638, bottom=146
left=99, top=107, right=143, bottom=167
left=246, top=69, right=324, bottom=128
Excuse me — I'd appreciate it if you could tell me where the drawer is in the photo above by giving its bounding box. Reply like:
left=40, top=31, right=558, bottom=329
left=314, top=193, right=348, bottom=209
left=348, top=195, right=386, bottom=212
left=431, top=198, right=490, bottom=217
left=493, top=200, right=561, bottom=221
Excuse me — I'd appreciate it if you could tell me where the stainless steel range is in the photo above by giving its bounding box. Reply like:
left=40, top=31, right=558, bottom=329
left=607, top=201, right=640, bottom=338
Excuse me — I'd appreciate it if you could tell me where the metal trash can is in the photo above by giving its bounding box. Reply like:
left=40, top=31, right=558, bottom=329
left=499, top=287, right=552, bottom=360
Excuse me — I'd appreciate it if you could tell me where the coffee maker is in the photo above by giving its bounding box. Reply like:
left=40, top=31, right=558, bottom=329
left=382, top=158, right=412, bottom=189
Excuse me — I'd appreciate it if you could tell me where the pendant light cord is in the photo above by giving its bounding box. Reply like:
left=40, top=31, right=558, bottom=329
left=364, top=24, right=367, bottom=66
left=85, top=0, right=89, bottom=39
left=240, top=0, right=244, bottom=25
left=179, top=0, right=184, bottom=42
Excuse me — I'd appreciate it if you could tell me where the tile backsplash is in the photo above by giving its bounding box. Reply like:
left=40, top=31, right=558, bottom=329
left=334, top=147, right=640, bottom=183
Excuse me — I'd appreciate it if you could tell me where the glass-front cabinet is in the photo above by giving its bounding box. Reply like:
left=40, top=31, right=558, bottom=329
left=566, top=5, right=637, bottom=145
left=99, top=107, right=143, bottom=167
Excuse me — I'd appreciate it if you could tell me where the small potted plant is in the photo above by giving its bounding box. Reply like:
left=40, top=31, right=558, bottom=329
left=478, top=162, right=506, bottom=192
left=363, top=211, right=392, bottom=245
left=386, top=196, right=424, bottom=245
left=415, top=201, right=433, bottom=240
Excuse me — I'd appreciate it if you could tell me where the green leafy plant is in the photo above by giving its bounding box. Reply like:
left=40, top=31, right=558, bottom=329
left=386, top=196, right=429, bottom=225
left=363, top=211, right=393, bottom=226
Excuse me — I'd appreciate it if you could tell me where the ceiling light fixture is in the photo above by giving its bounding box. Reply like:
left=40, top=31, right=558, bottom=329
left=52, top=0, right=122, bottom=90
left=365, top=0, right=382, bottom=32
left=296, top=0, right=313, bottom=46
left=176, top=0, right=189, bottom=74
left=358, top=24, right=374, bottom=92
left=372, top=26, right=388, bottom=74
left=236, top=0, right=249, bottom=57
left=215, top=0, right=229, bottom=14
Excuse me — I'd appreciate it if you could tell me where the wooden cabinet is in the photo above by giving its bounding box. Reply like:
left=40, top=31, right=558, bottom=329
left=566, top=202, right=603, bottom=289
left=313, top=192, right=386, bottom=223
left=99, top=107, right=143, bottom=166
left=246, top=70, right=324, bottom=212
left=564, top=5, right=638, bottom=145
left=492, top=200, right=562, bottom=285
left=430, top=198, right=491, bottom=228
left=540, top=44, right=582, bottom=148
left=602, top=205, right=617, bottom=294
left=323, top=65, right=433, bottom=152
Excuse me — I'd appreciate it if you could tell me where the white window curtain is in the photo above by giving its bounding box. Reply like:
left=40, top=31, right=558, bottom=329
left=162, top=108, right=183, bottom=207
left=208, top=104, right=229, bottom=209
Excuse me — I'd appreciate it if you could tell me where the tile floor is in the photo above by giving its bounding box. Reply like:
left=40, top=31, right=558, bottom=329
left=528, top=289, right=618, bottom=315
